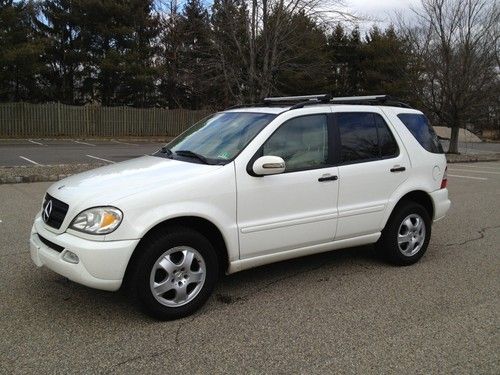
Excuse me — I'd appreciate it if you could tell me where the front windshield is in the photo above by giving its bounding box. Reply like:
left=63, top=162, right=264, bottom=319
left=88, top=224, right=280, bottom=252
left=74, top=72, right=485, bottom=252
left=164, top=112, right=276, bottom=163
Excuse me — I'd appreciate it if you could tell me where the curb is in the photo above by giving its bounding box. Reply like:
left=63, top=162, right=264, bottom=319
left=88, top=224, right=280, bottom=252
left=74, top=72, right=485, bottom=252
left=446, top=154, right=500, bottom=163
left=0, top=163, right=105, bottom=185
left=0, top=174, right=73, bottom=184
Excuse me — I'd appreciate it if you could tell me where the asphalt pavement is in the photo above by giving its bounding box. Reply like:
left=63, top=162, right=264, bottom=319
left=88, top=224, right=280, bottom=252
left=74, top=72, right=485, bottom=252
left=0, top=162, right=499, bottom=374
left=0, top=139, right=165, bottom=166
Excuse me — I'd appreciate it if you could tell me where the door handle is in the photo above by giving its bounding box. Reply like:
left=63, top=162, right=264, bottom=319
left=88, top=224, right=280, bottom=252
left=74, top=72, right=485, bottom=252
left=390, top=166, right=406, bottom=172
left=318, top=175, right=338, bottom=182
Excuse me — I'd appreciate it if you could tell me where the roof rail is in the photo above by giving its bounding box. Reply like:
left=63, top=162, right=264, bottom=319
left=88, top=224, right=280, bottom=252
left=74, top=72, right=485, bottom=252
left=263, top=94, right=331, bottom=103
left=330, top=95, right=412, bottom=108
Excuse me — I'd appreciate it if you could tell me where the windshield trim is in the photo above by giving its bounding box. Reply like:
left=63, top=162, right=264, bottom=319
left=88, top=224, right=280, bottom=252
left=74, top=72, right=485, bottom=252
left=155, top=111, right=278, bottom=165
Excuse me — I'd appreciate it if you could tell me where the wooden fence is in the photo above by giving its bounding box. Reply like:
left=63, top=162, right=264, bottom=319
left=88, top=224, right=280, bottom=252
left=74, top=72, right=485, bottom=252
left=0, top=102, right=213, bottom=137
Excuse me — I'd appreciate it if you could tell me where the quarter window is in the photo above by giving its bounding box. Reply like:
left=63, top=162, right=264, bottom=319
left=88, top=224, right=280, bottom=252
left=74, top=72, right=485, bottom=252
left=397, top=113, right=443, bottom=154
left=262, top=114, right=329, bottom=172
left=337, top=112, right=398, bottom=163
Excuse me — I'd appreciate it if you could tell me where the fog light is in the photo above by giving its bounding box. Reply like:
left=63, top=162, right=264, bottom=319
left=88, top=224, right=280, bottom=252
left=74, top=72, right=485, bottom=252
left=62, top=251, right=79, bottom=264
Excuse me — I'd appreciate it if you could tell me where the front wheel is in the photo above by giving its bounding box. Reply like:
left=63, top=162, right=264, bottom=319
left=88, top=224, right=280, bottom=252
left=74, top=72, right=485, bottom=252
left=130, top=227, right=219, bottom=320
left=377, top=201, right=432, bottom=266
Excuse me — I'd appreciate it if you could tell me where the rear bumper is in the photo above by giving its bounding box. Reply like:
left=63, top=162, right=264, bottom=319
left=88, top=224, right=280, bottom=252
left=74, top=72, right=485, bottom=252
left=30, top=216, right=139, bottom=291
left=430, top=188, right=451, bottom=222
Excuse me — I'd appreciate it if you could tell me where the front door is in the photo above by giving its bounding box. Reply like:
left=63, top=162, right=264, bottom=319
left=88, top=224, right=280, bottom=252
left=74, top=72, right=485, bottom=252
left=235, top=112, right=339, bottom=259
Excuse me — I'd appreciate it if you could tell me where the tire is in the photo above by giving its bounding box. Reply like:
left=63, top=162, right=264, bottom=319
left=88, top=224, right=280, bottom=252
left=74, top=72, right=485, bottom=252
left=377, top=201, right=432, bottom=266
left=129, top=227, right=219, bottom=320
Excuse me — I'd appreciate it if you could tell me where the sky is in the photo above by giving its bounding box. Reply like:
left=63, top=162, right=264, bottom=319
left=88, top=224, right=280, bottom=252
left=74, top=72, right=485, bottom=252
left=342, top=0, right=421, bottom=30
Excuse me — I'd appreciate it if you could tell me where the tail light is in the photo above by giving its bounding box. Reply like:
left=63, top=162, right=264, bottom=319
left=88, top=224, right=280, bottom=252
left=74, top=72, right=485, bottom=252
left=440, top=166, right=448, bottom=189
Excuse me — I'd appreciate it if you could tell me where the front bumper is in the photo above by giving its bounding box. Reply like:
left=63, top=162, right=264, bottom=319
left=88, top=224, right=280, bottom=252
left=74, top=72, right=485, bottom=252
left=30, top=216, right=139, bottom=291
left=430, top=188, right=451, bottom=222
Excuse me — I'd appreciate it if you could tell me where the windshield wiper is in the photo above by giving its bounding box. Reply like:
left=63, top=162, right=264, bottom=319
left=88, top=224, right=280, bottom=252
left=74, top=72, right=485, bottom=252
left=175, top=150, right=211, bottom=164
left=159, top=146, right=173, bottom=155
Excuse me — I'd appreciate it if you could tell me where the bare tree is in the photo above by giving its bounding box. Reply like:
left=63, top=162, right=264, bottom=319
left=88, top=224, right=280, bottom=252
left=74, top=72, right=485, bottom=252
left=399, top=0, right=499, bottom=153
left=212, top=0, right=352, bottom=103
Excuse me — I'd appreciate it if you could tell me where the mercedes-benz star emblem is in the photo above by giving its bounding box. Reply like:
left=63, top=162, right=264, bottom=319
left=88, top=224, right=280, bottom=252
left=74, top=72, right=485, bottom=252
left=42, top=200, right=53, bottom=223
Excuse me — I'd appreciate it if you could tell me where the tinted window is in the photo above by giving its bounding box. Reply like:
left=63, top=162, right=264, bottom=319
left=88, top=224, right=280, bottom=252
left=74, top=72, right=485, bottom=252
left=375, top=115, right=398, bottom=157
left=337, top=112, right=398, bottom=163
left=263, top=115, right=329, bottom=172
left=397, top=113, right=443, bottom=153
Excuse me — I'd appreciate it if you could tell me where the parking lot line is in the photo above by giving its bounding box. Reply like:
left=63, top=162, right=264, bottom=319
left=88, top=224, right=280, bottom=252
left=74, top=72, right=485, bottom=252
left=19, top=156, right=42, bottom=165
left=28, top=139, right=45, bottom=146
left=448, top=174, right=488, bottom=180
left=111, top=140, right=138, bottom=146
left=448, top=168, right=500, bottom=175
left=86, top=154, right=115, bottom=164
left=72, top=140, right=95, bottom=146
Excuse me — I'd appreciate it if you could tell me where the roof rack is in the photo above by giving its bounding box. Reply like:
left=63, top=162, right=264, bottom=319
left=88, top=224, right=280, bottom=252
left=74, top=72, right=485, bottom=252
left=330, top=95, right=412, bottom=108
left=226, top=94, right=331, bottom=110
left=262, top=94, right=331, bottom=104
left=225, top=94, right=412, bottom=111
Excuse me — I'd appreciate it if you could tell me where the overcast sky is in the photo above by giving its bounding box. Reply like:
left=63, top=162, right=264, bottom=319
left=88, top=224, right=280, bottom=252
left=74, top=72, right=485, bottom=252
left=343, top=0, right=421, bottom=30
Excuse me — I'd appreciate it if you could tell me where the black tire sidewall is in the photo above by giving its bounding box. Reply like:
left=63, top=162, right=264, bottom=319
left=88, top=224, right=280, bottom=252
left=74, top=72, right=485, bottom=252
left=131, top=228, right=219, bottom=320
left=380, top=201, right=432, bottom=265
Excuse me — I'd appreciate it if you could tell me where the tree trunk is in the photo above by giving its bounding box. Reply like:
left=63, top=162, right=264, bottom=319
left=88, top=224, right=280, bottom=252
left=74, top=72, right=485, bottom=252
left=448, top=125, right=460, bottom=154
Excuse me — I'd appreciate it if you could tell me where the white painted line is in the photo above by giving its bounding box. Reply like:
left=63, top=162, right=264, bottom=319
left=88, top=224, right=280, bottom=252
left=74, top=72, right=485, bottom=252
left=86, top=154, right=115, bottom=164
left=448, top=174, right=488, bottom=181
left=72, top=140, right=95, bottom=146
left=449, top=168, right=500, bottom=175
left=28, top=139, right=45, bottom=146
left=19, top=156, right=42, bottom=165
left=111, top=140, right=138, bottom=146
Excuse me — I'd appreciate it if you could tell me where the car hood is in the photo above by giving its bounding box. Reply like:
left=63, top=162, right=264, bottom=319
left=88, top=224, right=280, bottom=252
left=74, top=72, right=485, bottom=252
left=46, top=156, right=222, bottom=207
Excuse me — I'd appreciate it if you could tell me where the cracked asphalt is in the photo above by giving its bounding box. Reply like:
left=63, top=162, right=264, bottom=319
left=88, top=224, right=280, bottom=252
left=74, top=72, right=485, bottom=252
left=0, top=161, right=499, bottom=374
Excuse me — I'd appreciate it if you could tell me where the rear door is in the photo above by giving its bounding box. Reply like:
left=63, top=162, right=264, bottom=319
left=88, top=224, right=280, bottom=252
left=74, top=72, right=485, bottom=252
left=334, top=108, right=410, bottom=239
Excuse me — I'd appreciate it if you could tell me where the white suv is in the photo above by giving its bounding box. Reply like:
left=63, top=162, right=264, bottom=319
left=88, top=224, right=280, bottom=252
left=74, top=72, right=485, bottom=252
left=30, top=95, right=451, bottom=320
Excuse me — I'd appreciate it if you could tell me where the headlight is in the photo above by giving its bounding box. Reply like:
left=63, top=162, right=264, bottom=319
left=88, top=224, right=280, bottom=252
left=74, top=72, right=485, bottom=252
left=69, top=207, right=123, bottom=234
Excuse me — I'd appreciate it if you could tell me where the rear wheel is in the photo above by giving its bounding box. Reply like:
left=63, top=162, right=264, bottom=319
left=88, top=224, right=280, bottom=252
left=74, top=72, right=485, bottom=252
left=130, top=227, right=218, bottom=320
left=377, top=201, right=431, bottom=265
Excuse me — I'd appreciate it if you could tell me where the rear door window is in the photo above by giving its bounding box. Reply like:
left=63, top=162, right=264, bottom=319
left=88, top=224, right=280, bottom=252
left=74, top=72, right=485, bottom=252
left=336, top=112, right=399, bottom=164
left=397, top=113, right=443, bottom=154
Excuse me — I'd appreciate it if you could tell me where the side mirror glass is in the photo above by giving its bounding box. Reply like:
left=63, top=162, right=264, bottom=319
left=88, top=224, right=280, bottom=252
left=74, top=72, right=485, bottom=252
left=252, top=155, right=286, bottom=176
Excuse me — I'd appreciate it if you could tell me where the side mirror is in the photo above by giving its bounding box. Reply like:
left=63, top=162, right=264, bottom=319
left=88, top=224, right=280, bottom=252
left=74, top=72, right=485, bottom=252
left=252, top=155, right=286, bottom=176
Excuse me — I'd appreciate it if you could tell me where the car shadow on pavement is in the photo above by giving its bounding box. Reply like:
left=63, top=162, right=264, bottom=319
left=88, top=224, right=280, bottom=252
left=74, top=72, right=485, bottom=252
left=31, top=244, right=382, bottom=322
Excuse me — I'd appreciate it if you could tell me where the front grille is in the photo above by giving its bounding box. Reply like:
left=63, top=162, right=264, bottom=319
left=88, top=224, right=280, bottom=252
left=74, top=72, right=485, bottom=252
left=42, top=194, right=69, bottom=229
left=37, top=234, right=64, bottom=253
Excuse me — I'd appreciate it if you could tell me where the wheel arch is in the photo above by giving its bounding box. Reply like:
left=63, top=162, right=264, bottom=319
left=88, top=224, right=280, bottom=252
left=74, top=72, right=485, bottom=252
left=122, top=216, right=230, bottom=290
left=383, top=190, right=435, bottom=230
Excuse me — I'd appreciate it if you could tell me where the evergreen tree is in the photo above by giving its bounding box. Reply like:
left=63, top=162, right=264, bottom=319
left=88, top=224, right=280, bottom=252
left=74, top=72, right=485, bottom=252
left=327, top=25, right=364, bottom=96
left=76, top=0, right=160, bottom=106
left=274, top=11, right=329, bottom=96
left=178, top=0, right=212, bottom=108
left=35, top=0, right=81, bottom=104
left=158, top=0, right=186, bottom=108
left=359, top=25, right=412, bottom=98
left=210, top=0, right=250, bottom=106
left=116, top=0, right=160, bottom=107
left=0, top=0, right=44, bottom=102
left=327, top=23, right=350, bottom=96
